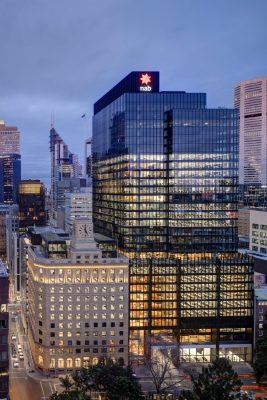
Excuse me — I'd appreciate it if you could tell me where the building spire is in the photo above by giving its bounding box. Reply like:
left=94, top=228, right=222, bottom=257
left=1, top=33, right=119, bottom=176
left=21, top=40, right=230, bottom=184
left=51, top=112, right=55, bottom=129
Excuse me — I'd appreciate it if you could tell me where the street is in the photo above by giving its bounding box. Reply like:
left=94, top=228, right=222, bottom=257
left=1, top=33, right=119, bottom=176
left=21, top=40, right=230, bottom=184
left=9, top=303, right=62, bottom=400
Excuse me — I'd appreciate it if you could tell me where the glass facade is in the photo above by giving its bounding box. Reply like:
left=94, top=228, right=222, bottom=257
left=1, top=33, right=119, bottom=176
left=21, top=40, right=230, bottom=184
left=0, top=153, right=21, bottom=204
left=18, top=180, right=46, bottom=232
left=92, top=72, right=253, bottom=362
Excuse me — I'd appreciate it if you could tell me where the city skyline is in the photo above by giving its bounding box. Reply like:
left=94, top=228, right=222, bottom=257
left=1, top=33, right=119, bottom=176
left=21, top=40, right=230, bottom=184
left=0, top=0, right=267, bottom=184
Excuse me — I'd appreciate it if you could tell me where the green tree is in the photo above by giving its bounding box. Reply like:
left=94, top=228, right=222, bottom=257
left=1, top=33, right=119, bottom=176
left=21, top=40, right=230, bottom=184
left=106, top=375, right=141, bottom=400
left=59, top=375, right=73, bottom=392
left=179, top=358, right=250, bottom=400
left=253, top=314, right=267, bottom=384
left=50, top=360, right=142, bottom=400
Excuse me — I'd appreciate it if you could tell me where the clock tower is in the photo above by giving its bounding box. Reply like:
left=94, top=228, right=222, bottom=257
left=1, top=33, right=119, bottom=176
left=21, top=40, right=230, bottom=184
left=69, top=217, right=102, bottom=262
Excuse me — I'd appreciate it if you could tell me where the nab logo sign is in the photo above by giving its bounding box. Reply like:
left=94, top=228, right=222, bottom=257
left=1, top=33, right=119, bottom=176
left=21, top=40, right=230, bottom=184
left=139, top=73, right=152, bottom=92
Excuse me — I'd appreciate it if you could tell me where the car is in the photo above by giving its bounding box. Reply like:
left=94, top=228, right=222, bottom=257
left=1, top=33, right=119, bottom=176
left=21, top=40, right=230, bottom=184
left=13, top=361, right=19, bottom=368
left=11, top=334, right=16, bottom=341
left=19, top=354, right=24, bottom=360
left=12, top=351, right=17, bottom=358
left=17, top=344, right=22, bottom=351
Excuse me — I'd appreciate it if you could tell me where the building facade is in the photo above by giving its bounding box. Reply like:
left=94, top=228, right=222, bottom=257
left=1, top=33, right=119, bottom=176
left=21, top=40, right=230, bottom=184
left=27, top=219, right=129, bottom=375
left=64, top=188, right=93, bottom=233
left=5, top=205, right=19, bottom=300
left=0, top=154, right=21, bottom=204
left=93, top=71, right=253, bottom=363
left=0, top=120, right=21, bottom=207
left=50, top=126, right=82, bottom=221
left=18, top=180, right=46, bottom=233
left=0, top=260, right=9, bottom=399
left=254, top=285, right=267, bottom=359
left=235, top=77, right=267, bottom=206
left=0, top=120, right=20, bottom=155
left=249, top=209, right=267, bottom=255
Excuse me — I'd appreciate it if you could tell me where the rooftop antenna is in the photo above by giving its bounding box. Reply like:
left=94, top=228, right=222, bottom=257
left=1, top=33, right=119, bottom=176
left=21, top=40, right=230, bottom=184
left=51, top=112, right=55, bottom=129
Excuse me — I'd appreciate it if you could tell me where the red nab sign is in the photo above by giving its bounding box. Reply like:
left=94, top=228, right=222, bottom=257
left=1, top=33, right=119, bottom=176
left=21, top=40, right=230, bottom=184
left=139, top=73, right=152, bottom=92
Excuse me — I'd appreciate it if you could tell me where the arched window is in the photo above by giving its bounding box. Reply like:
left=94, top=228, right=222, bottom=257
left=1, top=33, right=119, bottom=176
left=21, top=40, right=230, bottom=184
left=66, top=358, right=73, bottom=368
left=58, top=358, right=64, bottom=368
left=75, top=358, right=81, bottom=368
left=49, top=358, right=55, bottom=368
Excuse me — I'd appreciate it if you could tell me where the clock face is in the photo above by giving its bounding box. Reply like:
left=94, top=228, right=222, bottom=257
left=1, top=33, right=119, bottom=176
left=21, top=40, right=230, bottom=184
left=78, top=223, right=91, bottom=238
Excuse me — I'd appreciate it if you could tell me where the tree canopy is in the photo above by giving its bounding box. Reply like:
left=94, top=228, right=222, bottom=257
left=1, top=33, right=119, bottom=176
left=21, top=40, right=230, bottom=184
left=50, top=360, right=142, bottom=400
left=179, top=358, right=251, bottom=400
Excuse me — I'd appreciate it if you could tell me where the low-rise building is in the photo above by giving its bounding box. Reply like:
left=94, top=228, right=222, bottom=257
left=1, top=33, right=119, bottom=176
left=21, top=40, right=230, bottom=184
left=27, top=218, right=129, bottom=375
left=250, top=209, right=267, bottom=255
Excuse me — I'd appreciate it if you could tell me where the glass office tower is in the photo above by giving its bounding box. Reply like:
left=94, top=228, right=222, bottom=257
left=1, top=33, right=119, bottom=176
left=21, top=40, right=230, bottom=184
left=93, top=72, right=253, bottom=363
left=0, top=153, right=21, bottom=204
left=17, top=180, right=46, bottom=233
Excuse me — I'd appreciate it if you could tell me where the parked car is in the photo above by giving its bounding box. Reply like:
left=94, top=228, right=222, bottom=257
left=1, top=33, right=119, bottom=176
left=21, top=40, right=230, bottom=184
left=11, top=333, right=16, bottom=341
left=19, top=353, right=24, bottom=361
left=13, top=360, right=19, bottom=368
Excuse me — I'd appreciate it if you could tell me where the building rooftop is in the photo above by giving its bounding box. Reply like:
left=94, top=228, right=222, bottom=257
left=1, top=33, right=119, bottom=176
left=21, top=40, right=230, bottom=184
left=94, top=232, right=117, bottom=242
left=41, top=231, right=69, bottom=243
left=27, top=226, right=66, bottom=235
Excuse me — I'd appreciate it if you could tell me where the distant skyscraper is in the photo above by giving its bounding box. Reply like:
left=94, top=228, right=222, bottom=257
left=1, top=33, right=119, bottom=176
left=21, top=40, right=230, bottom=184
left=93, top=71, right=253, bottom=364
left=0, top=120, right=20, bottom=155
left=0, top=154, right=21, bottom=204
left=17, top=180, right=46, bottom=232
left=235, top=77, right=267, bottom=187
left=50, top=126, right=81, bottom=220
left=0, top=120, right=21, bottom=204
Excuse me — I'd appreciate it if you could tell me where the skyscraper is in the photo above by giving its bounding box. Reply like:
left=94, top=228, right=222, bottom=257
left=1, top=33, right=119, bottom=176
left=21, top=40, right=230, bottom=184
left=235, top=77, right=267, bottom=205
left=50, top=126, right=82, bottom=220
left=93, top=72, right=253, bottom=363
left=0, top=120, right=21, bottom=204
left=0, top=154, right=21, bottom=204
left=0, top=120, right=20, bottom=155
left=17, top=180, right=46, bottom=232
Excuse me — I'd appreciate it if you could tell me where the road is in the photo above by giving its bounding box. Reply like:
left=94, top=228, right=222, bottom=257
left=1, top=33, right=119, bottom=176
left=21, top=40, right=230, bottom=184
left=9, top=303, right=62, bottom=400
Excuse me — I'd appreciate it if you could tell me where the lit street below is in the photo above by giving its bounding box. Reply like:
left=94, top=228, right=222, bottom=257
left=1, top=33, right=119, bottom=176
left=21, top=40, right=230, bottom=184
left=9, top=303, right=62, bottom=400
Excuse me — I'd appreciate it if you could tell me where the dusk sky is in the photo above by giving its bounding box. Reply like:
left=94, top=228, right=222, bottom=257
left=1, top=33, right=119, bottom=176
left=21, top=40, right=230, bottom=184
left=0, top=0, right=267, bottom=186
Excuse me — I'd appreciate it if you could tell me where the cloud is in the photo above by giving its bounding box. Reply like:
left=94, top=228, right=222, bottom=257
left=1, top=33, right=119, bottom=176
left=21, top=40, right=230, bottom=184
left=0, top=0, right=267, bottom=184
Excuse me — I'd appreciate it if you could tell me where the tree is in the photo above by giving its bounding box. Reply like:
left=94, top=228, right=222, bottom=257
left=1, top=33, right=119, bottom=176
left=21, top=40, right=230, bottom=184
left=253, top=313, right=267, bottom=384
left=106, top=375, right=141, bottom=400
left=179, top=358, right=251, bottom=400
left=59, top=375, right=73, bottom=392
left=50, top=360, right=142, bottom=400
left=144, top=346, right=184, bottom=394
